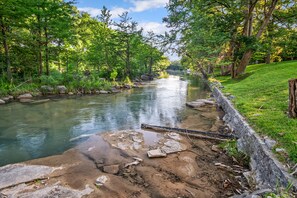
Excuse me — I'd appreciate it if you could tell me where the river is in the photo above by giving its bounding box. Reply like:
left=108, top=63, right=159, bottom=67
left=0, top=76, right=209, bottom=166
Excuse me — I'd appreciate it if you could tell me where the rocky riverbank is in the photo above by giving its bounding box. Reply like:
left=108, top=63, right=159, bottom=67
left=0, top=97, right=257, bottom=198
left=0, top=82, right=143, bottom=105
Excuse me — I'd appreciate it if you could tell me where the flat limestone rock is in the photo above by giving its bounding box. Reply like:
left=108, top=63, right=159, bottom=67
left=147, top=148, right=167, bottom=158
left=17, top=93, right=33, bottom=100
left=186, top=99, right=216, bottom=108
left=3, top=184, right=94, bottom=198
left=0, top=99, right=5, bottom=104
left=161, top=140, right=187, bottom=154
left=0, top=164, right=56, bottom=189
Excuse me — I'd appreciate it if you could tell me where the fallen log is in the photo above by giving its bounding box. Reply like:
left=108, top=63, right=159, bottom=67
left=141, top=124, right=236, bottom=141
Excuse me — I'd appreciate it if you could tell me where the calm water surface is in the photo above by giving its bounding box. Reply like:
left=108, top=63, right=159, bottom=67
left=0, top=76, right=209, bottom=166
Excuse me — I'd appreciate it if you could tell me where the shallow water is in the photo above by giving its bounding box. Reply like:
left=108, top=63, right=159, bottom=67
left=0, top=76, right=209, bottom=166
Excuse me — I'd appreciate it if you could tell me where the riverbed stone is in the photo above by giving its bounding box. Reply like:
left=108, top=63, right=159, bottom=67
left=0, top=164, right=56, bottom=189
left=147, top=148, right=167, bottom=158
left=0, top=99, right=5, bottom=104
left=99, top=90, right=108, bottom=94
left=40, top=85, right=54, bottom=94
left=57, top=85, right=67, bottom=94
left=103, top=165, right=120, bottom=174
left=161, top=140, right=186, bottom=154
left=95, top=176, right=108, bottom=186
left=17, top=93, right=33, bottom=100
left=2, top=183, right=94, bottom=198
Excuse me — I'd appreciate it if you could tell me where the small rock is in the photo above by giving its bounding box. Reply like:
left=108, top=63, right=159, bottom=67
left=95, top=90, right=100, bottom=94
left=133, top=157, right=143, bottom=162
left=124, top=84, right=132, bottom=89
left=0, top=99, right=5, bottom=104
left=264, top=137, right=277, bottom=150
left=17, top=93, right=33, bottom=100
left=95, top=176, right=108, bottom=186
left=147, top=148, right=167, bottom=158
left=227, top=95, right=235, bottom=100
left=211, top=145, right=220, bottom=152
left=8, top=95, right=13, bottom=100
left=275, top=148, right=286, bottom=153
left=103, top=165, right=120, bottom=175
left=161, top=140, right=186, bottom=154
left=68, top=92, right=74, bottom=95
left=40, top=85, right=54, bottom=94
left=167, top=132, right=181, bottom=140
left=99, top=90, right=108, bottom=94
left=57, top=85, right=67, bottom=94
left=124, top=160, right=140, bottom=168
left=2, top=97, right=10, bottom=102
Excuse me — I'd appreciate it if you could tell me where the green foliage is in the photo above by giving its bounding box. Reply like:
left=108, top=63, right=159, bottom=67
left=216, top=61, right=297, bottom=163
left=123, top=76, right=132, bottom=85
left=219, top=140, right=249, bottom=166
left=0, top=1, right=165, bottom=86
left=110, top=70, right=118, bottom=81
left=158, top=71, right=169, bottom=79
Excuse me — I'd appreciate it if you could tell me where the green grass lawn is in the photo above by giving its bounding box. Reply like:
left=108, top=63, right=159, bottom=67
left=216, top=61, right=297, bottom=162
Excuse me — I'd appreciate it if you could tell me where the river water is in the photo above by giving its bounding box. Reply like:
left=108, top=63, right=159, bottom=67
left=0, top=76, right=209, bottom=166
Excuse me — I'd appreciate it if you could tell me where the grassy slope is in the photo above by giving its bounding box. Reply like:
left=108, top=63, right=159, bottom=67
left=216, top=61, right=297, bottom=162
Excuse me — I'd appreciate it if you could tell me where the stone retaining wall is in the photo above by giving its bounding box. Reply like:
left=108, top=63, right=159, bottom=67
left=212, top=87, right=297, bottom=191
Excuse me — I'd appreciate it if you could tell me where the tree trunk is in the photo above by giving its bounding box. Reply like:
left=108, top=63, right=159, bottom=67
left=0, top=16, right=12, bottom=81
left=149, top=54, right=153, bottom=76
left=37, top=15, right=43, bottom=76
left=44, top=24, right=49, bottom=76
left=265, top=53, right=271, bottom=64
left=289, top=79, right=297, bottom=118
left=197, top=62, right=208, bottom=79
left=236, top=0, right=279, bottom=76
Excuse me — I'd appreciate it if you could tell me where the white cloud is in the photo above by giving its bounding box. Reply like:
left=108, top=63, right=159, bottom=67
left=130, top=0, right=168, bottom=12
left=78, top=7, right=101, bottom=17
left=138, top=22, right=167, bottom=35
left=110, top=7, right=130, bottom=18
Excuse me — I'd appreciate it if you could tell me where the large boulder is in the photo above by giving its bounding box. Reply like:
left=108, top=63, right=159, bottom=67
left=40, top=85, right=54, bottom=94
left=141, top=74, right=153, bottom=81
left=2, top=96, right=13, bottom=102
left=57, top=85, right=67, bottom=94
left=99, top=90, right=108, bottom=94
left=0, top=99, right=5, bottom=105
left=17, top=93, right=33, bottom=100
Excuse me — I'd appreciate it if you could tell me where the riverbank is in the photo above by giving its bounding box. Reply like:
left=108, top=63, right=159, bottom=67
left=0, top=81, right=144, bottom=105
left=0, top=99, right=253, bottom=197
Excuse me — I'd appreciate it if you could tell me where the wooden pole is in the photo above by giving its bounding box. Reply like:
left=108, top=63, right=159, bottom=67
left=289, top=79, right=297, bottom=118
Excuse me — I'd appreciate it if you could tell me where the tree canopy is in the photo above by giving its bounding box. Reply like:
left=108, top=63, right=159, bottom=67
left=164, top=0, right=297, bottom=78
left=0, top=0, right=168, bottom=83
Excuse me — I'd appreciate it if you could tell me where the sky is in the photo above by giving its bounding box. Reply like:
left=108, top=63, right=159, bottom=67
left=76, top=0, right=169, bottom=35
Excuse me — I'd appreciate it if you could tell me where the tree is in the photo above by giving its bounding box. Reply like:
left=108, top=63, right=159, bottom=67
left=114, top=12, right=142, bottom=78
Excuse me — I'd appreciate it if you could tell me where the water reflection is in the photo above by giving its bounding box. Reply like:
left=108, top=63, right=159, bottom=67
left=0, top=76, right=209, bottom=166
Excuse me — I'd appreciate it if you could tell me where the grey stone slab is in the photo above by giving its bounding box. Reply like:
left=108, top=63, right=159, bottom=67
left=0, top=164, right=55, bottom=189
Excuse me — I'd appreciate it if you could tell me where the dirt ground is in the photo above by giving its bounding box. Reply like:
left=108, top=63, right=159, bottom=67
left=0, top=102, right=251, bottom=198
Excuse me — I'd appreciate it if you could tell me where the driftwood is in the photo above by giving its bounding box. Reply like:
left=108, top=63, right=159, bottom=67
left=289, top=79, right=297, bottom=118
left=141, top=124, right=236, bottom=141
